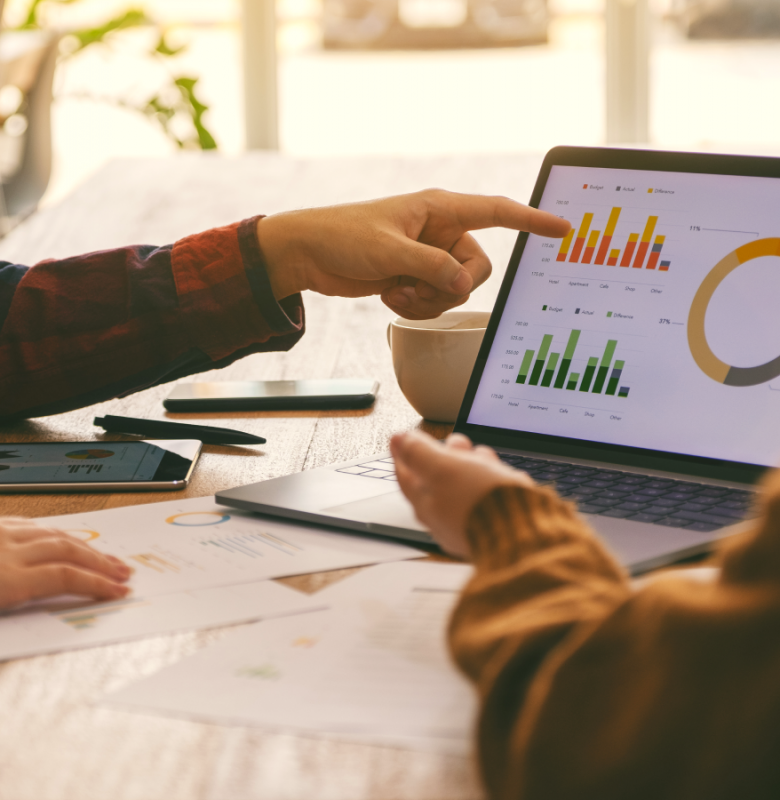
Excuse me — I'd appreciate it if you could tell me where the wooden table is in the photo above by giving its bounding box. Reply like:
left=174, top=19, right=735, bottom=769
left=0, top=152, right=544, bottom=800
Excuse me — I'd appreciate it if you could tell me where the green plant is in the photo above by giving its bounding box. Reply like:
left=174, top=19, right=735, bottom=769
left=16, top=0, right=217, bottom=150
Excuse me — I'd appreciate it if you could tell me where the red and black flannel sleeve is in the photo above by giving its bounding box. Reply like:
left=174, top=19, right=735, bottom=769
left=0, top=216, right=304, bottom=420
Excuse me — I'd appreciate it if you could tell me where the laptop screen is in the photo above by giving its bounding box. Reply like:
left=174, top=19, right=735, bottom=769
left=466, top=162, right=780, bottom=469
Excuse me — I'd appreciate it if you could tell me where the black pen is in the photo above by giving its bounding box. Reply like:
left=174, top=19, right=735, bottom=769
left=94, top=415, right=266, bottom=446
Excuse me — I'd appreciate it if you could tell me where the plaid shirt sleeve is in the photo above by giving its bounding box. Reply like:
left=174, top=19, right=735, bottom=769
left=0, top=216, right=305, bottom=420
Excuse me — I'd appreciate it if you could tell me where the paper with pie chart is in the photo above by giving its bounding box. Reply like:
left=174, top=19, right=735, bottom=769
left=38, top=497, right=424, bottom=598
left=468, top=164, right=780, bottom=468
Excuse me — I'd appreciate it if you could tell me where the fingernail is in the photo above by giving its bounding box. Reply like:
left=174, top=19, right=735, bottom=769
left=449, top=271, right=471, bottom=294
left=111, top=584, right=130, bottom=598
left=108, top=557, right=131, bottom=577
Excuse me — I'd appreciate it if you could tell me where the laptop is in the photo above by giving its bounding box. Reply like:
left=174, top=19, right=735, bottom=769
left=217, top=146, right=780, bottom=574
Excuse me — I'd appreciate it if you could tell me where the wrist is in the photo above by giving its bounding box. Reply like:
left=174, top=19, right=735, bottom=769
left=465, top=482, right=578, bottom=569
left=255, top=213, right=310, bottom=300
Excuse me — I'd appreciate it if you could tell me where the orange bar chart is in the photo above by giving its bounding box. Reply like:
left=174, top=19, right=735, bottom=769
left=619, top=234, right=639, bottom=267
left=569, top=213, right=593, bottom=262
left=581, top=230, right=601, bottom=264
left=556, top=229, right=574, bottom=261
left=594, top=207, right=622, bottom=265
left=646, top=235, right=665, bottom=270
left=554, top=208, right=671, bottom=272
left=631, top=216, right=658, bottom=268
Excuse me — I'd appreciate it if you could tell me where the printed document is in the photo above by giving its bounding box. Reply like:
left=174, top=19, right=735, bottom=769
left=0, top=581, right=321, bottom=661
left=104, top=562, right=477, bottom=752
left=39, top=497, right=424, bottom=598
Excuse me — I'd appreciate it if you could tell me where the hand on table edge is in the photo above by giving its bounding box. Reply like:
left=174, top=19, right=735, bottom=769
left=0, top=518, right=132, bottom=610
left=390, top=430, right=536, bottom=559
left=256, top=189, right=572, bottom=320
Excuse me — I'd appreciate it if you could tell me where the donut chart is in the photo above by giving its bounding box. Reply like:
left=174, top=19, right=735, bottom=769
left=166, top=511, right=231, bottom=527
left=688, top=237, right=780, bottom=386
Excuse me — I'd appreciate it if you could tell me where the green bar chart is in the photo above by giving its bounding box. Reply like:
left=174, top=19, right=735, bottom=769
left=579, top=357, right=599, bottom=392
left=553, top=329, right=581, bottom=389
left=592, top=339, right=617, bottom=393
left=517, top=350, right=535, bottom=384
left=605, top=360, right=625, bottom=396
left=528, top=334, right=553, bottom=386
left=517, top=328, right=631, bottom=397
left=541, top=352, right=560, bottom=387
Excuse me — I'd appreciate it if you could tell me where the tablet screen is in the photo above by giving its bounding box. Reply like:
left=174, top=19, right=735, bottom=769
left=467, top=164, right=780, bottom=468
left=0, top=443, right=167, bottom=484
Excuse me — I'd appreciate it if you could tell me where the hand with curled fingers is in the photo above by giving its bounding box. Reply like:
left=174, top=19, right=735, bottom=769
left=0, top=517, right=132, bottom=609
left=257, top=189, right=572, bottom=321
left=390, top=431, right=535, bottom=559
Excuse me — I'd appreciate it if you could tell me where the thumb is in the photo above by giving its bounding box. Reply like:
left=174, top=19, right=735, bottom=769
left=391, top=430, right=446, bottom=472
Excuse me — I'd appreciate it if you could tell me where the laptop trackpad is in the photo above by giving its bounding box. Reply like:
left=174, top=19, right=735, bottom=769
left=323, top=490, right=428, bottom=533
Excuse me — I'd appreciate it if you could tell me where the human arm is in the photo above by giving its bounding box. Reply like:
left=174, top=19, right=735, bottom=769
left=392, top=431, right=780, bottom=800
left=1, top=191, right=568, bottom=419
left=0, top=517, right=131, bottom=608
left=258, top=189, right=571, bottom=320
left=0, top=218, right=305, bottom=420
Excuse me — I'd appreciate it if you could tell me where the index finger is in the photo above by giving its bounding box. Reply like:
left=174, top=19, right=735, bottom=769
left=435, top=192, right=572, bottom=238
left=24, top=564, right=130, bottom=602
left=19, top=537, right=130, bottom=581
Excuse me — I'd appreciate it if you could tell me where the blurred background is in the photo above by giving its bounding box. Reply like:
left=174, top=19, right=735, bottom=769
left=0, top=0, right=778, bottom=216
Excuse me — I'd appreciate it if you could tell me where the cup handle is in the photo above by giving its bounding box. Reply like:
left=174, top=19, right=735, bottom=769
left=386, top=322, right=392, bottom=350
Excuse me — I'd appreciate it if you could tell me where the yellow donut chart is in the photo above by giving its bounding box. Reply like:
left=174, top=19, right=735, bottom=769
left=688, top=237, right=780, bottom=386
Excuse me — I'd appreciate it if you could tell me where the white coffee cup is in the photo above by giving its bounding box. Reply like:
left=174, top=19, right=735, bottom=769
left=387, top=310, right=490, bottom=423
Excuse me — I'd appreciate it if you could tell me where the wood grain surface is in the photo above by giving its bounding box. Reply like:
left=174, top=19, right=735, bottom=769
left=0, top=152, right=543, bottom=800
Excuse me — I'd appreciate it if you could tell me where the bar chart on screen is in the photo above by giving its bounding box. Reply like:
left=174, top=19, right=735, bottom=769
left=468, top=163, right=780, bottom=467
left=515, top=327, right=635, bottom=399
left=556, top=206, right=672, bottom=272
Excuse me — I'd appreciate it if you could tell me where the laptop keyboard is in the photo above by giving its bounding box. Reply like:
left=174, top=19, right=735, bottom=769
left=337, top=454, right=757, bottom=532
left=337, top=459, right=398, bottom=481
left=498, top=454, right=757, bottom=533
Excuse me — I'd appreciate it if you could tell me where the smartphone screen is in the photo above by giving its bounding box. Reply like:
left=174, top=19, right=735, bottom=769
left=164, top=379, right=379, bottom=411
left=0, top=442, right=199, bottom=487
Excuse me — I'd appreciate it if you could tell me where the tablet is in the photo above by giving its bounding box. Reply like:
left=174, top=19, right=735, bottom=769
left=0, top=440, right=202, bottom=493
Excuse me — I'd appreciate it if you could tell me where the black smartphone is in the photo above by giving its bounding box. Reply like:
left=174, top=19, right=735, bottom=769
left=163, top=379, right=379, bottom=412
left=0, top=440, right=202, bottom=493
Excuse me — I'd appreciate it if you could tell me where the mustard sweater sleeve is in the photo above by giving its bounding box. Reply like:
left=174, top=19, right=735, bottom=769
left=449, top=475, right=780, bottom=800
